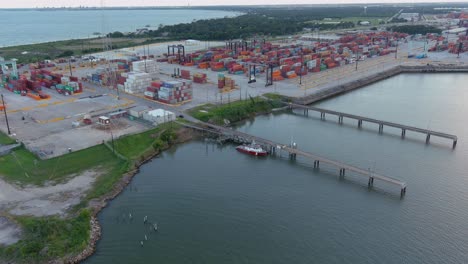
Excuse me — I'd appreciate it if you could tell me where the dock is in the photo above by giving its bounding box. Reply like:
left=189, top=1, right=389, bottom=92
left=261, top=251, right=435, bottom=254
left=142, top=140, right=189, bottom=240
left=180, top=121, right=407, bottom=197
left=289, top=103, right=458, bottom=148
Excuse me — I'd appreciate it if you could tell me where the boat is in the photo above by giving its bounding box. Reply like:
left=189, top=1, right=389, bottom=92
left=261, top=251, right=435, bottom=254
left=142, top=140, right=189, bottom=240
left=236, top=142, right=268, bottom=157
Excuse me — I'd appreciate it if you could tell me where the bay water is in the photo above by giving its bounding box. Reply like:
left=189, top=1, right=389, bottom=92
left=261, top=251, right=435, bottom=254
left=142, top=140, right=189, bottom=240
left=86, top=73, right=468, bottom=264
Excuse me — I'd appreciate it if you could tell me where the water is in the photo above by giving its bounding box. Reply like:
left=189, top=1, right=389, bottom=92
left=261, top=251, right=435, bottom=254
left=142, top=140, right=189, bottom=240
left=0, top=9, right=239, bottom=47
left=86, top=73, right=468, bottom=264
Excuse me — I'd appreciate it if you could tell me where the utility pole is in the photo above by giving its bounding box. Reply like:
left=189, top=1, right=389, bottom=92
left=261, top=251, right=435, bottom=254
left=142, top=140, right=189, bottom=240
left=239, top=85, right=242, bottom=101
left=109, top=125, right=115, bottom=154
left=355, top=52, right=359, bottom=71
left=395, top=39, right=399, bottom=59
left=68, top=58, right=73, bottom=77
left=1, top=94, right=11, bottom=135
left=143, top=46, right=147, bottom=73
left=299, top=64, right=304, bottom=85
left=457, top=42, right=462, bottom=58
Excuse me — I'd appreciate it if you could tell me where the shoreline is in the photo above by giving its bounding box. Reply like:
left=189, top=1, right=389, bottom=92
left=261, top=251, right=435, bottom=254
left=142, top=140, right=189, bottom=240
left=294, top=64, right=468, bottom=105
left=68, top=104, right=282, bottom=263
left=67, top=127, right=197, bottom=264
left=2, top=62, right=466, bottom=263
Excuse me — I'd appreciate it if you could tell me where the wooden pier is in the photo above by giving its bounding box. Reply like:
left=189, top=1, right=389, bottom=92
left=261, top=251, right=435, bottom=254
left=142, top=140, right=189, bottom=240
left=180, top=121, right=407, bottom=197
left=289, top=103, right=458, bottom=148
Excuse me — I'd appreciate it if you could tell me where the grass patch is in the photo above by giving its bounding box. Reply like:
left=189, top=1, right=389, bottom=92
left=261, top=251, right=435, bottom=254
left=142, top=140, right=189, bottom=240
left=114, top=122, right=180, bottom=160
left=0, top=144, right=122, bottom=186
left=0, top=131, right=16, bottom=145
left=0, top=123, right=185, bottom=263
left=0, top=210, right=91, bottom=263
left=188, top=97, right=284, bottom=125
left=0, top=37, right=168, bottom=64
left=263, top=93, right=290, bottom=101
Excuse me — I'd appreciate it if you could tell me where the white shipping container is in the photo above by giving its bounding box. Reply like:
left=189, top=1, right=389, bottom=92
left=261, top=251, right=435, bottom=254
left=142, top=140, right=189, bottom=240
left=61, top=76, right=70, bottom=84
left=132, top=60, right=158, bottom=73
left=307, top=59, right=317, bottom=68
left=129, top=106, right=149, bottom=117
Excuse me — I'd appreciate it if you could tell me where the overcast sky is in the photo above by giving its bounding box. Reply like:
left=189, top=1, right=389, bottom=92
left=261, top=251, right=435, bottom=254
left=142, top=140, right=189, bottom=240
left=2, top=0, right=467, bottom=8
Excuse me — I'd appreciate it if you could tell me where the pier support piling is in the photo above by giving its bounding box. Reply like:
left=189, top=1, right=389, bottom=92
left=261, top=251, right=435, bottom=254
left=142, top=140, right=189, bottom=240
left=426, top=134, right=431, bottom=144
left=358, top=120, right=362, bottom=128
left=313, top=160, right=320, bottom=169
left=338, top=116, right=343, bottom=124
left=339, top=168, right=346, bottom=179
left=400, top=187, right=407, bottom=198
left=453, top=140, right=457, bottom=149
left=401, top=129, right=406, bottom=138
left=289, top=152, right=297, bottom=160
left=378, top=124, right=384, bottom=134
left=368, top=177, right=374, bottom=188
left=320, top=112, right=325, bottom=120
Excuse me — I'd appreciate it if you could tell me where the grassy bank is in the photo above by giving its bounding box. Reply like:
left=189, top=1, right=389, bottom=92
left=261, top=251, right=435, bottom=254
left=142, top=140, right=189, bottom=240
left=188, top=97, right=284, bottom=125
left=0, top=210, right=91, bottom=263
left=0, top=122, right=185, bottom=263
left=0, top=37, right=166, bottom=64
left=113, top=122, right=180, bottom=161
left=0, top=144, right=122, bottom=186
left=0, top=131, right=16, bottom=145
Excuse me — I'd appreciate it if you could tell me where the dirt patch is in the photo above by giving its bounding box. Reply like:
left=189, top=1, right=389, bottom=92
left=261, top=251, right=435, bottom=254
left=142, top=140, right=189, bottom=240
left=176, top=127, right=195, bottom=142
left=0, top=169, right=100, bottom=217
left=0, top=217, right=21, bottom=246
left=0, top=169, right=101, bottom=248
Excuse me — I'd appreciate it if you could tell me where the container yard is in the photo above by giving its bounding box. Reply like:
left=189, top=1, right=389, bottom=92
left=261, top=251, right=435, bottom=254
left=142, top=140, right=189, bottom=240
left=156, top=31, right=409, bottom=83
left=1, top=29, right=467, bottom=160
left=51, top=29, right=466, bottom=107
left=0, top=65, right=151, bottom=159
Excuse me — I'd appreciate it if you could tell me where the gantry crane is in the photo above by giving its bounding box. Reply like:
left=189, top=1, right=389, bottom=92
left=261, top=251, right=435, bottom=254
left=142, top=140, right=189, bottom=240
left=0, top=57, right=18, bottom=79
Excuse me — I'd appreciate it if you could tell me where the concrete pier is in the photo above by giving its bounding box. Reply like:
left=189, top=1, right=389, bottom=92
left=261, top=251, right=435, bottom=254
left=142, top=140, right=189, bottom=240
left=290, top=103, right=458, bottom=148
left=180, top=122, right=408, bottom=197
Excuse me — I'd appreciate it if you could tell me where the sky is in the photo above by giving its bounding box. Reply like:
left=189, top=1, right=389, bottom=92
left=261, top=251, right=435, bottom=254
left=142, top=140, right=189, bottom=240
left=2, top=0, right=468, bottom=8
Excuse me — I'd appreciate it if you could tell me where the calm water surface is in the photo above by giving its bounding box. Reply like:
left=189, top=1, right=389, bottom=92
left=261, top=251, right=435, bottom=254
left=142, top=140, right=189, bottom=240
left=0, top=9, right=239, bottom=47
left=86, top=73, right=468, bottom=264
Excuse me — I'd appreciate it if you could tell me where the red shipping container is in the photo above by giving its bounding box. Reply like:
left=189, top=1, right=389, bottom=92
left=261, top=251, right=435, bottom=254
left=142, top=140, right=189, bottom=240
left=151, top=81, right=162, bottom=88
left=147, top=87, right=157, bottom=92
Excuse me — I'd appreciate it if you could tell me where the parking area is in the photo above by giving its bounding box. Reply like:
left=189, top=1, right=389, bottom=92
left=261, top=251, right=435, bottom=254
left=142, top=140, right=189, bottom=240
left=0, top=83, right=150, bottom=158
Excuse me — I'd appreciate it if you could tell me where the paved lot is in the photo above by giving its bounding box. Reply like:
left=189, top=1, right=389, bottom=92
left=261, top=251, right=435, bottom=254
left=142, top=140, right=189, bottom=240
left=0, top=84, right=149, bottom=158
left=1, top=38, right=466, bottom=159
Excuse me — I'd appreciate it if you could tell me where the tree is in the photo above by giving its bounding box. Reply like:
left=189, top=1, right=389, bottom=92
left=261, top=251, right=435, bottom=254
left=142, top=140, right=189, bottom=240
left=107, top=31, right=124, bottom=38
left=58, top=50, right=74, bottom=58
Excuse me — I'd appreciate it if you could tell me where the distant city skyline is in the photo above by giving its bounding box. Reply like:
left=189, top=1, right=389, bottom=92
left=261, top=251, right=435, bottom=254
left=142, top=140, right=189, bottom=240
left=3, top=0, right=468, bottom=9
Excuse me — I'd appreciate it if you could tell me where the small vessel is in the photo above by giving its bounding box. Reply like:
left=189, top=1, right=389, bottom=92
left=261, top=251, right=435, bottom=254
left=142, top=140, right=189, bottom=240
left=236, top=142, right=268, bottom=157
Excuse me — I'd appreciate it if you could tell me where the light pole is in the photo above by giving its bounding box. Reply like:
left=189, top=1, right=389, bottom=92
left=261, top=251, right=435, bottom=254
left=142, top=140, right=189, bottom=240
left=355, top=52, right=359, bottom=71
left=110, top=127, right=115, bottom=154
left=1, top=94, right=11, bottom=135
left=395, top=39, right=399, bottom=59
left=68, top=57, right=73, bottom=77
left=299, top=70, right=302, bottom=85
